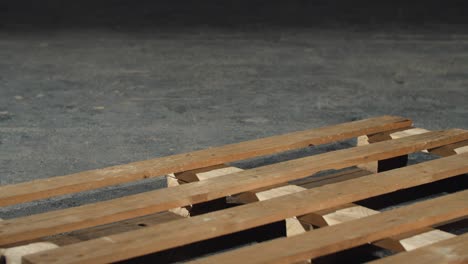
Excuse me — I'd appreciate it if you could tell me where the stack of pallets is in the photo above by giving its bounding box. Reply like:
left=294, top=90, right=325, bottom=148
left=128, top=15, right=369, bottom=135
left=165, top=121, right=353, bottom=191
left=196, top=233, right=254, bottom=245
left=0, top=116, right=467, bottom=263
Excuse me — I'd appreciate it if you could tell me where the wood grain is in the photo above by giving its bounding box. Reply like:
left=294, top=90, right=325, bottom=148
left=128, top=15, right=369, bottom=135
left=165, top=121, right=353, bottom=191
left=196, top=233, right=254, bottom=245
left=1, top=130, right=466, bottom=247
left=0, top=116, right=412, bottom=206
left=20, top=153, right=468, bottom=264
left=186, top=191, right=468, bottom=264
left=369, top=233, right=468, bottom=264
left=299, top=203, right=455, bottom=252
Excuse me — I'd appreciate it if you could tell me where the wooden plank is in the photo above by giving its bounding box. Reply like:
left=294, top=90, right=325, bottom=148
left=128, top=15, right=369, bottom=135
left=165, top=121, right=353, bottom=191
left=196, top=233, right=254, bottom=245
left=229, top=169, right=374, bottom=204
left=2, top=212, right=183, bottom=248
left=45, top=211, right=183, bottom=246
left=359, top=129, right=468, bottom=173
left=356, top=127, right=421, bottom=172
left=1, top=242, right=58, bottom=264
left=397, top=230, right=455, bottom=251
left=171, top=165, right=247, bottom=217
left=293, top=168, right=373, bottom=190
left=390, top=128, right=431, bottom=140
left=303, top=204, right=379, bottom=226
left=175, top=165, right=243, bottom=183
left=227, top=168, right=375, bottom=235
left=1, top=130, right=466, bottom=246
left=0, top=116, right=412, bottom=206
left=291, top=171, right=456, bottom=253
left=361, top=128, right=430, bottom=173
left=368, top=233, right=468, bottom=264
left=239, top=185, right=309, bottom=237
left=185, top=191, right=468, bottom=264
left=299, top=204, right=455, bottom=252
left=19, top=153, right=468, bottom=264
left=213, top=168, right=457, bottom=251
left=429, top=140, right=468, bottom=157
left=455, top=145, right=468, bottom=154
left=356, top=134, right=378, bottom=172
left=173, top=165, right=308, bottom=236
left=173, top=167, right=374, bottom=234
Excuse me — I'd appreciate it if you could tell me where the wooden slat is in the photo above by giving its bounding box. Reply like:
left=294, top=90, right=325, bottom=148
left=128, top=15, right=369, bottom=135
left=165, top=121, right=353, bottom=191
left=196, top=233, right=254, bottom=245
left=230, top=168, right=375, bottom=205
left=186, top=191, right=468, bottom=264
left=397, top=229, right=455, bottom=251
left=300, top=204, right=456, bottom=252
left=428, top=140, right=468, bottom=157
left=0, top=213, right=185, bottom=264
left=1, top=242, right=58, bottom=264
left=0, top=116, right=412, bottom=206
left=244, top=169, right=456, bottom=253
left=300, top=204, right=379, bottom=226
left=19, top=153, right=468, bottom=264
left=1, top=130, right=466, bottom=247
left=369, top=233, right=468, bottom=264
left=175, top=165, right=244, bottom=183
left=45, top=211, right=183, bottom=246
left=172, top=165, right=308, bottom=236
left=173, top=166, right=373, bottom=235
left=2, top=212, right=183, bottom=248
left=390, top=128, right=430, bottom=140
left=357, top=127, right=465, bottom=173
left=292, top=168, right=374, bottom=190
left=455, top=145, right=468, bottom=154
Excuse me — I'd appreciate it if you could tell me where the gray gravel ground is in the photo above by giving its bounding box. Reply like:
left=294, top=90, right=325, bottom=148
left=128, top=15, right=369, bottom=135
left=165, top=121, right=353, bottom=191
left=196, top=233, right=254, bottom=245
left=0, top=0, right=467, bottom=222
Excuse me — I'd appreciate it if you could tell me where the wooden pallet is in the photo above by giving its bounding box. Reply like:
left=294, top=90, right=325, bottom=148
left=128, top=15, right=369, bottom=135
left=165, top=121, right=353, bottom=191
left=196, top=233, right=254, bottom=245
left=0, top=116, right=467, bottom=264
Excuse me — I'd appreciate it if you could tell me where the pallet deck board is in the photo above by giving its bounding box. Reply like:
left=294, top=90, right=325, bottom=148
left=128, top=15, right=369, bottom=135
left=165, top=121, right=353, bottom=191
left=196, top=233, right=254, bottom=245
left=0, top=116, right=412, bottom=206
left=45, top=211, right=184, bottom=246
left=0, top=116, right=466, bottom=264
left=369, top=233, right=468, bottom=264
left=1, top=129, right=467, bottom=246
left=17, top=153, right=468, bottom=264
left=173, top=164, right=456, bottom=250
left=185, top=191, right=468, bottom=264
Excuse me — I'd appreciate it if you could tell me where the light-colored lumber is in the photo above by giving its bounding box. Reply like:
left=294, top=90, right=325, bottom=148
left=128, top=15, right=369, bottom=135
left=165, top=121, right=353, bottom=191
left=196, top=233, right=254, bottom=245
left=0, top=242, right=58, bottom=264
left=255, top=185, right=306, bottom=201
left=356, top=134, right=378, bottom=172
left=455, top=145, right=468, bottom=154
left=0, top=116, right=412, bottom=206
left=172, top=165, right=307, bottom=236
left=369, top=233, right=468, bottom=264
left=213, top=167, right=458, bottom=250
left=299, top=204, right=455, bottom=252
left=357, top=127, right=429, bottom=172
left=241, top=185, right=310, bottom=237
left=295, top=169, right=455, bottom=252
left=1, top=130, right=466, bottom=247
left=390, top=128, right=430, bottom=139
left=175, top=165, right=316, bottom=236
left=350, top=127, right=466, bottom=252
left=358, top=128, right=468, bottom=173
left=228, top=168, right=375, bottom=236
left=170, top=165, right=246, bottom=217
left=285, top=218, right=310, bottom=236
left=165, top=173, right=191, bottom=217
left=175, top=165, right=244, bottom=183
left=313, top=204, right=379, bottom=226
left=398, top=229, right=456, bottom=251
left=20, top=153, right=468, bottom=264
left=185, top=191, right=468, bottom=264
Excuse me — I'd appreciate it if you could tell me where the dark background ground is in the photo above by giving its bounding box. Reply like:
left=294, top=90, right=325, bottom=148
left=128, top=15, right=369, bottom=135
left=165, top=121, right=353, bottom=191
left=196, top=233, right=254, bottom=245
left=0, top=0, right=467, bottom=220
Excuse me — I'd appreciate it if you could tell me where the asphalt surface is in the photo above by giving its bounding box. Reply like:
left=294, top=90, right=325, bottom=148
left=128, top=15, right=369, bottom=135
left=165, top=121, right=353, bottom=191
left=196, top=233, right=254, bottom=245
left=0, top=0, right=467, bottom=236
